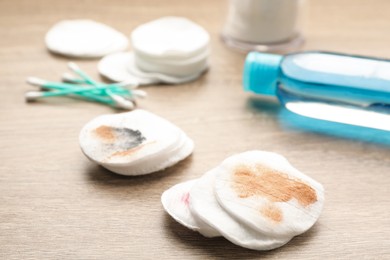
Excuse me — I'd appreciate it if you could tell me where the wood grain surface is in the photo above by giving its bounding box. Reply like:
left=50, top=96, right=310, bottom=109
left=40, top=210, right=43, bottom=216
left=1, top=0, right=390, bottom=259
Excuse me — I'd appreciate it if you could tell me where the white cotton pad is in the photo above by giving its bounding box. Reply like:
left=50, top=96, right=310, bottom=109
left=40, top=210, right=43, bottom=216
left=79, top=109, right=194, bottom=176
left=98, top=52, right=160, bottom=85
left=46, top=19, right=128, bottom=58
left=98, top=52, right=204, bottom=85
left=189, top=168, right=291, bottom=250
left=131, top=17, right=210, bottom=59
left=134, top=48, right=209, bottom=77
left=161, top=179, right=220, bottom=238
left=127, top=52, right=206, bottom=84
left=214, top=151, right=325, bottom=239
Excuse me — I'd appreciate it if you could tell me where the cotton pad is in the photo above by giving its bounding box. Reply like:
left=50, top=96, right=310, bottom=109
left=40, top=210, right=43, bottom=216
left=46, top=19, right=128, bottom=58
left=161, top=179, right=220, bottom=238
left=98, top=52, right=204, bottom=85
left=214, top=151, right=325, bottom=238
left=134, top=48, right=209, bottom=77
left=79, top=109, right=193, bottom=176
left=163, top=151, right=324, bottom=251
left=127, top=52, right=206, bottom=84
left=128, top=16, right=210, bottom=83
left=97, top=17, right=209, bottom=85
left=98, top=52, right=159, bottom=85
left=131, top=17, right=210, bottom=59
left=189, top=168, right=291, bottom=250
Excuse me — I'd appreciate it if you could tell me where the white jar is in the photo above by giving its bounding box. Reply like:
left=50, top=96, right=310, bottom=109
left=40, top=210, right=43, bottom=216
left=222, top=0, right=305, bottom=53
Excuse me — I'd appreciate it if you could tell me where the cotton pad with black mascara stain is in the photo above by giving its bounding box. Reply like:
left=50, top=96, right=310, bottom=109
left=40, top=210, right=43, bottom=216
left=79, top=109, right=194, bottom=176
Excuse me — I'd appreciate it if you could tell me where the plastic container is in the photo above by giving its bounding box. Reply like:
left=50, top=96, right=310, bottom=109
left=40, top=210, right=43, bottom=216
left=222, top=0, right=305, bottom=53
left=243, top=51, right=390, bottom=131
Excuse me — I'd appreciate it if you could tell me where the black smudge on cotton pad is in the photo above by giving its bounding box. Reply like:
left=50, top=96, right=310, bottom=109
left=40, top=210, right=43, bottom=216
left=110, top=127, right=146, bottom=151
left=104, top=127, right=146, bottom=153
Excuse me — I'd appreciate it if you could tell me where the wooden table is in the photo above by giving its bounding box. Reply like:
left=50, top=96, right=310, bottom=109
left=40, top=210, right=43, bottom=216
left=1, top=0, right=389, bottom=258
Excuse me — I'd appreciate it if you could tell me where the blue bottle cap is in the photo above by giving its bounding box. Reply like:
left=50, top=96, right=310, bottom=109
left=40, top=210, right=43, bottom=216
left=243, top=52, right=283, bottom=96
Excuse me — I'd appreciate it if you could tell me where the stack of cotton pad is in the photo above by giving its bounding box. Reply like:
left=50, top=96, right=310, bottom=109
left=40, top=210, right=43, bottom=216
left=79, top=109, right=193, bottom=176
left=98, top=17, right=210, bottom=85
left=45, top=20, right=128, bottom=58
left=162, top=151, right=325, bottom=250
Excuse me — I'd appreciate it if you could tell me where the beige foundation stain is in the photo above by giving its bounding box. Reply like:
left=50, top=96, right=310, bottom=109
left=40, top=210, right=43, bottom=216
left=109, top=141, right=156, bottom=158
left=94, top=125, right=115, bottom=142
left=111, top=143, right=145, bottom=157
left=232, top=164, right=317, bottom=222
left=261, top=203, right=283, bottom=223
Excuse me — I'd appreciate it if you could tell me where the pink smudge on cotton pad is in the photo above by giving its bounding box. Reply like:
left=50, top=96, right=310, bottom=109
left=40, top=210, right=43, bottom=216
left=181, top=192, right=190, bottom=206
left=161, top=179, right=219, bottom=237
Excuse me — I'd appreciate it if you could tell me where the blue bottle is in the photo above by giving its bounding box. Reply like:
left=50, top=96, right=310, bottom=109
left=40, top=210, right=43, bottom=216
left=243, top=51, right=390, bottom=131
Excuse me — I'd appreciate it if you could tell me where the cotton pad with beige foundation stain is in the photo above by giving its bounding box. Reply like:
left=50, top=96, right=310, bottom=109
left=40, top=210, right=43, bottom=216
left=79, top=109, right=194, bottom=176
left=161, top=179, right=220, bottom=238
left=189, top=168, right=291, bottom=250
left=214, top=151, right=325, bottom=239
left=162, top=150, right=324, bottom=251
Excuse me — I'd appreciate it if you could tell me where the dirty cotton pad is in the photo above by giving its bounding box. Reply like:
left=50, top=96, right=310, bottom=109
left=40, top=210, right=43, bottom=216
left=163, top=151, right=324, bottom=250
left=161, top=179, right=220, bottom=238
left=214, top=151, right=325, bottom=239
left=46, top=20, right=128, bottom=58
left=189, top=168, right=291, bottom=250
left=79, top=109, right=193, bottom=176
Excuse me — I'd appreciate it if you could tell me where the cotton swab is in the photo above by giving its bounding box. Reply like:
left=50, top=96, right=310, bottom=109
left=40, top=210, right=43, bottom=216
left=67, top=62, right=137, bottom=88
left=67, top=62, right=100, bottom=85
left=25, top=81, right=114, bottom=106
left=25, top=62, right=146, bottom=109
left=66, top=63, right=142, bottom=105
left=26, top=78, right=133, bottom=97
left=62, top=72, right=85, bottom=84
left=25, top=77, right=134, bottom=109
left=24, top=85, right=126, bottom=101
left=106, top=90, right=135, bottom=110
left=61, top=73, right=131, bottom=98
left=26, top=77, right=111, bottom=102
left=30, top=77, right=130, bottom=106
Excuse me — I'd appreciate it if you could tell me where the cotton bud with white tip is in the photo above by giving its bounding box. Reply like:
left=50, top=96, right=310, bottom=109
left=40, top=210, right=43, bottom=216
left=26, top=77, right=46, bottom=87
left=131, top=90, right=147, bottom=99
left=107, top=93, right=134, bottom=110
left=25, top=91, right=44, bottom=102
left=62, top=73, right=81, bottom=83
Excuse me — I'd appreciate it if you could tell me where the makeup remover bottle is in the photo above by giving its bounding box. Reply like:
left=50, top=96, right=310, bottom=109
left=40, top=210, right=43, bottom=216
left=243, top=51, right=390, bottom=131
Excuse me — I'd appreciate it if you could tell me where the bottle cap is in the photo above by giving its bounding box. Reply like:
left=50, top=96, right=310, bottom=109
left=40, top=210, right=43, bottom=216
left=243, top=52, right=283, bottom=96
